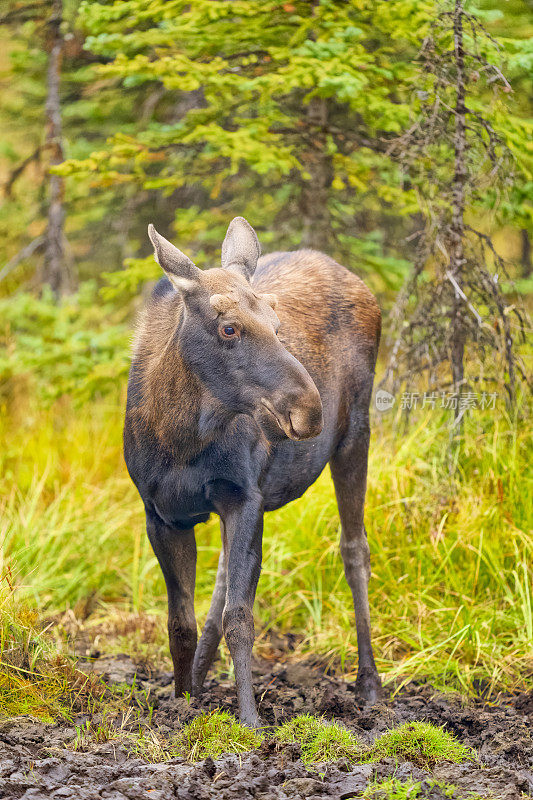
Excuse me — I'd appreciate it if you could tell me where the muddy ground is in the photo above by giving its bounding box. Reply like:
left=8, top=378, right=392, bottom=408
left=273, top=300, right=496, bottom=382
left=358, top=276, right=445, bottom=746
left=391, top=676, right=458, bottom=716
left=0, top=653, right=531, bottom=800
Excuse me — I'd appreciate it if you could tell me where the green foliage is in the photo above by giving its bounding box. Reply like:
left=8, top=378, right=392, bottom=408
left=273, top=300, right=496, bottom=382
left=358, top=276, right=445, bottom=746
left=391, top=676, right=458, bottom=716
left=275, top=714, right=361, bottom=764
left=0, top=3, right=159, bottom=297
left=170, top=710, right=263, bottom=761
left=59, top=0, right=438, bottom=288
left=275, top=716, right=474, bottom=769
left=0, top=286, right=130, bottom=402
left=52, top=0, right=530, bottom=305
left=0, top=589, right=63, bottom=720
left=384, top=1, right=533, bottom=235
left=363, top=721, right=475, bottom=768
left=2, top=0, right=531, bottom=306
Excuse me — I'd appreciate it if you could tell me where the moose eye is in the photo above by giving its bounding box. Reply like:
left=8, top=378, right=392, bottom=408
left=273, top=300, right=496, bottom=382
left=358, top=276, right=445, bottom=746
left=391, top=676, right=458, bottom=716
left=219, top=324, right=240, bottom=340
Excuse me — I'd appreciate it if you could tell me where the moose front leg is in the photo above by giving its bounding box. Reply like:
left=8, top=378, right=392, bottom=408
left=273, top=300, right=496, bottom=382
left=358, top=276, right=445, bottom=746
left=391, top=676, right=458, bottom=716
left=145, top=511, right=197, bottom=696
left=192, top=528, right=227, bottom=694
left=221, top=497, right=263, bottom=727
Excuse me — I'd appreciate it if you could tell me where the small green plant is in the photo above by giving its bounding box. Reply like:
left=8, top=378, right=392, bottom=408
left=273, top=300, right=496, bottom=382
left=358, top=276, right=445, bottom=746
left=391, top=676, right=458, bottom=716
left=275, top=714, right=361, bottom=764
left=73, top=719, right=113, bottom=750
left=170, top=710, right=263, bottom=761
left=363, top=778, right=422, bottom=799
left=71, top=707, right=127, bottom=751
left=69, top=704, right=171, bottom=761
left=363, top=721, right=475, bottom=768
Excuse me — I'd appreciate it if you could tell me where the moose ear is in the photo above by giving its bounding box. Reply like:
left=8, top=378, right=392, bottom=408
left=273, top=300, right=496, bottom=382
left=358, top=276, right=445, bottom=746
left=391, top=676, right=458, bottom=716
left=261, top=293, right=278, bottom=310
left=221, top=216, right=261, bottom=281
left=148, top=224, right=201, bottom=292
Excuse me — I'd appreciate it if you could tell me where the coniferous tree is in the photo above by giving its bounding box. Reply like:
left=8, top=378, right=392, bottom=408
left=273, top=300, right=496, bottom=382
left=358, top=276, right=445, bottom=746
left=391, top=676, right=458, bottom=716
left=43, top=0, right=71, bottom=295
left=0, top=1, right=157, bottom=293
left=61, top=0, right=432, bottom=287
left=382, top=0, right=530, bottom=410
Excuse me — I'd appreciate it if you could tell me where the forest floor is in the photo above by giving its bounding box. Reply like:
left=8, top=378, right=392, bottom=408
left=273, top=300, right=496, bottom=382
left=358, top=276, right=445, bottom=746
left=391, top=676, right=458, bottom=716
left=1, top=646, right=531, bottom=800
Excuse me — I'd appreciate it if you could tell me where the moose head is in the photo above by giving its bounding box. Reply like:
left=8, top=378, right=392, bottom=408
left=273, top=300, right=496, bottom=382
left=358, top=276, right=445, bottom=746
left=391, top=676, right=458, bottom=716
left=148, top=217, right=323, bottom=442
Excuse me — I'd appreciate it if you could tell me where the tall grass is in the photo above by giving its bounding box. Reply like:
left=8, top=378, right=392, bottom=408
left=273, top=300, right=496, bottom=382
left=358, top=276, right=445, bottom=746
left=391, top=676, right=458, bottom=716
left=1, top=389, right=531, bottom=694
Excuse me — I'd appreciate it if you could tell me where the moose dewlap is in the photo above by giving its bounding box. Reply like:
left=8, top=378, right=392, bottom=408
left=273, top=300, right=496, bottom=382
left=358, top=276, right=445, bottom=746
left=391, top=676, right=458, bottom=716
left=123, top=217, right=381, bottom=726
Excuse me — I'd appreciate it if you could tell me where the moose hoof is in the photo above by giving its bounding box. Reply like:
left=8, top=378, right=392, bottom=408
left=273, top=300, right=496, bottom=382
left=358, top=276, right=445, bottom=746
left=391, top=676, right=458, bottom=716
left=240, top=713, right=262, bottom=729
left=354, top=668, right=382, bottom=704
left=191, top=679, right=205, bottom=698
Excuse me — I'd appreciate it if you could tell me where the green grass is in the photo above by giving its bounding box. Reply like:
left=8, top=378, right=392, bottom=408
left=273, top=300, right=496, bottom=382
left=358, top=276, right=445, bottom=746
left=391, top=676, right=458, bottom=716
left=275, top=713, right=361, bottom=763
left=0, top=590, right=61, bottom=720
left=363, top=721, right=475, bottom=768
left=0, top=592, right=108, bottom=721
left=361, top=778, right=490, bottom=800
left=72, top=708, right=174, bottom=762
left=170, top=710, right=263, bottom=760
left=0, top=387, right=532, bottom=695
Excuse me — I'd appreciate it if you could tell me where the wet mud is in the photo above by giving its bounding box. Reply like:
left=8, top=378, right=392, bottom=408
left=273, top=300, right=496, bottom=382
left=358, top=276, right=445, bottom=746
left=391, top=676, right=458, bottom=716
left=0, top=654, right=531, bottom=799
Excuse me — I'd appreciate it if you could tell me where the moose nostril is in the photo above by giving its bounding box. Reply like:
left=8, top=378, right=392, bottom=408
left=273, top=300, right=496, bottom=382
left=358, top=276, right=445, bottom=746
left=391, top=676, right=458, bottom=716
left=288, top=400, right=323, bottom=440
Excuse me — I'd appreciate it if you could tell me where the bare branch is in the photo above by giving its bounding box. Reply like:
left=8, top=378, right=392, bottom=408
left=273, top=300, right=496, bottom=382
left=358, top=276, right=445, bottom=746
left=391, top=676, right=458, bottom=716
left=0, top=236, right=45, bottom=283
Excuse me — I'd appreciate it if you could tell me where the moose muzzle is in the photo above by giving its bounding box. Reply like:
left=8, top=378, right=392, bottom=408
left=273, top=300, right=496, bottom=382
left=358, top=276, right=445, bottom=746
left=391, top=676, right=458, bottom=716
left=261, top=379, right=323, bottom=441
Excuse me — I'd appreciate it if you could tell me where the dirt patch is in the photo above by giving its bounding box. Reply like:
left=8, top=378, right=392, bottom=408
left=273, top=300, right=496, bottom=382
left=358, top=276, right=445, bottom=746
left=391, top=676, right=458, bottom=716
left=0, top=655, right=531, bottom=799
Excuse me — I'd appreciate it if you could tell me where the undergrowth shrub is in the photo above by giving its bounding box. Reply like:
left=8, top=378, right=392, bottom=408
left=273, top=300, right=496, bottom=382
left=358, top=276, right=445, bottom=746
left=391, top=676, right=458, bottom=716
left=0, top=286, right=129, bottom=404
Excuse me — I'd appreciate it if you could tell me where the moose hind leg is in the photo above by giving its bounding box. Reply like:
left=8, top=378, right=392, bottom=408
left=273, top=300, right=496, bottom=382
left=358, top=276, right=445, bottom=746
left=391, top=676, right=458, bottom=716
left=192, top=533, right=227, bottom=695
left=330, top=422, right=382, bottom=703
left=146, top=511, right=197, bottom=696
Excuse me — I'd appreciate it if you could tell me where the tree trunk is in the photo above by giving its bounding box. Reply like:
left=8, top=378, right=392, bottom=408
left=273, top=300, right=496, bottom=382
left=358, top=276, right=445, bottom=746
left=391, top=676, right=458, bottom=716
left=521, top=229, right=532, bottom=278
left=449, top=0, right=467, bottom=399
left=300, top=96, right=331, bottom=251
left=42, top=0, right=72, bottom=296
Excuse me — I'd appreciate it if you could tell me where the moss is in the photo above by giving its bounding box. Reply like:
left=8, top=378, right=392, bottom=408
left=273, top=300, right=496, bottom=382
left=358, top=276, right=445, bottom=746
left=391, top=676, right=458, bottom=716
left=362, top=775, right=494, bottom=799
left=170, top=710, right=263, bottom=761
left=275, top=714, right=361, bottom=764
left=363, top=721, right=475, bottom=768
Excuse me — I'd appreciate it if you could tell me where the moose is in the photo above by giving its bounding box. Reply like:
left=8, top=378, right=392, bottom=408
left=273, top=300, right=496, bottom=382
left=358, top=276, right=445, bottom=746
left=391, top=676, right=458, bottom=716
left=124, top=217, right=382, bottom=726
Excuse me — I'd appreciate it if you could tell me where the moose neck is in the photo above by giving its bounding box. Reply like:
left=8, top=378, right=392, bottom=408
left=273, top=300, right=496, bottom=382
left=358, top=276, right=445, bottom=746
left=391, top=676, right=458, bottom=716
left=137, top=315, right=232, bottom=463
